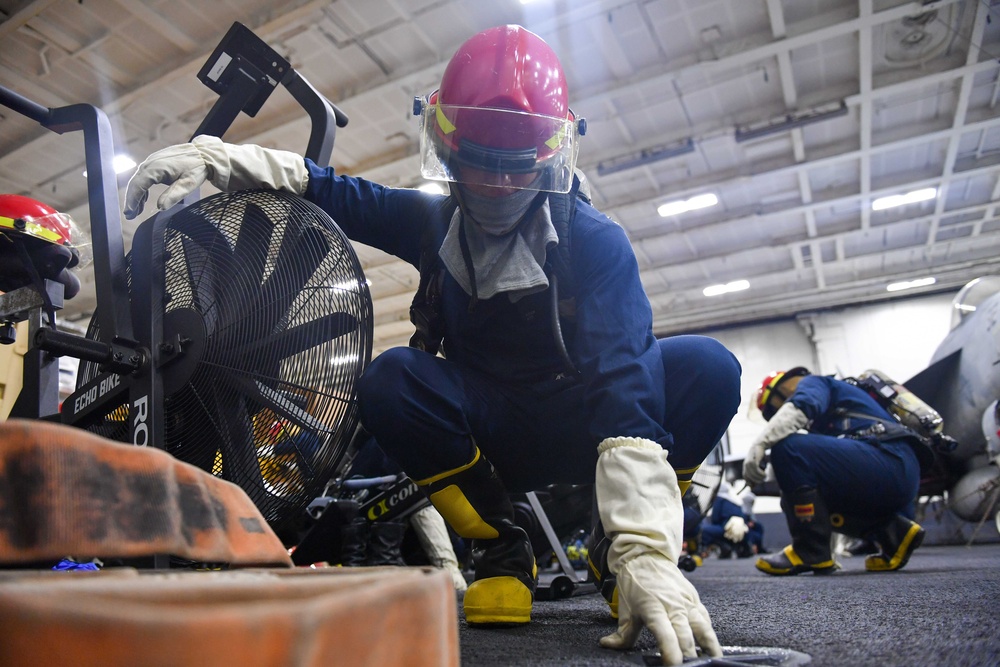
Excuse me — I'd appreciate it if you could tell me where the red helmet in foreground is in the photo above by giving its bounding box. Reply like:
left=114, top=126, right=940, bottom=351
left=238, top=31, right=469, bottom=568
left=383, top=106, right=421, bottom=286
left=0, top=194, right=91, bottom=299
left=416, top=25, right=584, bottom=194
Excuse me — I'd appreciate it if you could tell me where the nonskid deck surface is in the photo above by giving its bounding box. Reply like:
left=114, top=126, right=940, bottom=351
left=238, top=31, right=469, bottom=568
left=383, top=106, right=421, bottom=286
left=458, top=543, right=1000, bottom=667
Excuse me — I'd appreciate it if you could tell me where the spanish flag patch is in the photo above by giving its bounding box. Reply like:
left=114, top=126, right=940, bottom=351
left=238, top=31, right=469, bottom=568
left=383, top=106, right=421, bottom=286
left=794, top=503, right=815, bottom=520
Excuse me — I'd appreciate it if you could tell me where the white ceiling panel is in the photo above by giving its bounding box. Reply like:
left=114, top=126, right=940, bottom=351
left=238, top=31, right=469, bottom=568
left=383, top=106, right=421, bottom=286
left=0, top=0, right=997, bottom=355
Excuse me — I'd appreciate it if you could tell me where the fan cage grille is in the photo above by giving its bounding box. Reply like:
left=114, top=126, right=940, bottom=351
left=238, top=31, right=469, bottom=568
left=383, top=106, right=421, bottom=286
left=78, top=190, right=372, bottom=534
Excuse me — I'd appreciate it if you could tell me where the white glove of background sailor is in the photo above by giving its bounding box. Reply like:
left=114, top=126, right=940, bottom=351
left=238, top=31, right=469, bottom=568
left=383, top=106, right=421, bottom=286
left=742, top=402, right=810, bottom=486
left=595, top=437, right=722, bottom=665
left=723, top=516, right=749, bottom=543
left=124, top=135, right=309, bottom=220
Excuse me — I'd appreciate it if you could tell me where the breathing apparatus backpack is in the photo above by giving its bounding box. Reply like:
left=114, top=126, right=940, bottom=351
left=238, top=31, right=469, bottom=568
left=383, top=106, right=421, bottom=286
left=843, top=368, right=958, bottom=470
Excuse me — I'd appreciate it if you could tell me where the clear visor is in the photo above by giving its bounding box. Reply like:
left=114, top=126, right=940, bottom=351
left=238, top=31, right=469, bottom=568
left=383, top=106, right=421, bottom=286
left=0, top=212, right=93, bottom=268
left=50, top=213, right=94, bottom=268
left=746, top=388, right=768, bottom=424
left=418, top=101, right=580, bottom=194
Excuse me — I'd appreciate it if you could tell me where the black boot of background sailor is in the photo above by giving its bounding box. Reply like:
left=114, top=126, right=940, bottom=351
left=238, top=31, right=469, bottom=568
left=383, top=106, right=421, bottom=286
left=757, top=487, right=840, bottom=576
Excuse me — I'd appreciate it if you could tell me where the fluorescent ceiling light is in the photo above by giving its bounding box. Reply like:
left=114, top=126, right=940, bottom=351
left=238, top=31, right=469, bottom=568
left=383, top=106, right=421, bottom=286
left=658, top=193, right=718, bottom=217
left=703, top=279, right=749, bottom=297
left=886, top=277, right=936, bottom=292
left=871, top=187, right=937, bottom=211
left=82, top=155, right=136, bottom=177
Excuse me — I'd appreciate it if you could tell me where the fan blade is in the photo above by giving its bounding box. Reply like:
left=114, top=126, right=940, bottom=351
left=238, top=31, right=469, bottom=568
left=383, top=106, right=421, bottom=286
left=229, top=312, right=359, bottom=361
left=177, top=234, right=227, bottom=332
left=165, top=384, right=224, bottom=473
left=254, top=226, right=330, bottom=334
left=230, top=202, right=273, bottom=288
left=215, top=391, right=267, bottom=490
left=208, top=203, right=276, bottom=331
left=235, top=377, right=330, bottom=481
left=234, top=375, right=329, bottom=436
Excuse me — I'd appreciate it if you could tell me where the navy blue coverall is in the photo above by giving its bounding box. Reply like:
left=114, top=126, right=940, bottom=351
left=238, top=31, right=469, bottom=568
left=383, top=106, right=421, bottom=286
left=771, top=375, right=922, bottom=520
left=700, top=494, right=764, bottom=555
left=303, top=162, right=742, bottom=491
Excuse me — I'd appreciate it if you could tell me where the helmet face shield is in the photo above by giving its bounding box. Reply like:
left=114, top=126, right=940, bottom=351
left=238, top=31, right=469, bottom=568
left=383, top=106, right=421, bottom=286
left=0, top=198, right=93, bottom=268
left=418, top=98, right=580, bottom=194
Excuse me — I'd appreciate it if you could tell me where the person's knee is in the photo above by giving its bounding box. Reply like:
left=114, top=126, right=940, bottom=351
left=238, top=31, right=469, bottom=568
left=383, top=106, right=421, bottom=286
left=769, top=439, right=794, bottom=467
left=358, top=347, right=421, bottom=418
left=661, top=336, right=742, bottom=410
left=769, top=437, right=818, bottom=490
left=697, top=337, right=742, bottom=409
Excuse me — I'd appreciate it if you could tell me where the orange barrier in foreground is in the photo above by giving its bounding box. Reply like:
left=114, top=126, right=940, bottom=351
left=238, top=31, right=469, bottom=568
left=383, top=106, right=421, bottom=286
left=0, top=567, right=459, bottom=667
left=0, top=419, right=292, bottom=567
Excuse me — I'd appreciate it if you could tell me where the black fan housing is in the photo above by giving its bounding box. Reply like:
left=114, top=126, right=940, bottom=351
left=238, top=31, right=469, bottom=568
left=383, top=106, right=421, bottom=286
left=78, top=190, right=372, bottom=533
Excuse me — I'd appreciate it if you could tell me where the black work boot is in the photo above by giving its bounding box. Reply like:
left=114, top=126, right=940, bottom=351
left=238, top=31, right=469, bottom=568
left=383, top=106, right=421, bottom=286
left=866, top=514, right=925, bottom=572
left=757, top=488, right=840, bottom=576
left=367, top=520, right=408, bottom=566
left=339, top=517, right=369, bottom=567
left=587, top=520, right=618, bottom=619
left=419, top=448, right=536, bottom=625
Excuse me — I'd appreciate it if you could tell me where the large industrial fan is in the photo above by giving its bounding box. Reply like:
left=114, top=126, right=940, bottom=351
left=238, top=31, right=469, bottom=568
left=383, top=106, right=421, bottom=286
left=77, top=190, right=371, bottom=531
left=2, top=22, right=371, bottom=539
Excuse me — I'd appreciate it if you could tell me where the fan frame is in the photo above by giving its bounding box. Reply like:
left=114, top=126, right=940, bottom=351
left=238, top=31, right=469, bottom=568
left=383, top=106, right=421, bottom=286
left=0, top=23, right=362, bottom=533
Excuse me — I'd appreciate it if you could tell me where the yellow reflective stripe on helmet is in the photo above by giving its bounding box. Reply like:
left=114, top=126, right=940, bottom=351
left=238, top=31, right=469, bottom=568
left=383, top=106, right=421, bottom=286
left=759, top=372, right=786, bottom=409
left=0, top=215, right=62, bottom=243
left=434, top=101, right=456, bottom=135
left=544, top=121, right=567, bottom=150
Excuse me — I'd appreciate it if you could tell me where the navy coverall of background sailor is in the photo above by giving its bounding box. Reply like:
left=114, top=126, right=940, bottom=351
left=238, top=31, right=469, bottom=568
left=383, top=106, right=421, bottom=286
left=303, top=160, right=743, bottom=493
left=770, top=375, right=920, bottom=521
left=700, top=485, right=763, bottom=558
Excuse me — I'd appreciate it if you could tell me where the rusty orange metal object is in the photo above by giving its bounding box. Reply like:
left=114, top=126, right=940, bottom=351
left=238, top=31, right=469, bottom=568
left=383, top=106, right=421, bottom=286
left=0, top=419, right=292, bottom=567
left=0, top=567, right=459, bottom=666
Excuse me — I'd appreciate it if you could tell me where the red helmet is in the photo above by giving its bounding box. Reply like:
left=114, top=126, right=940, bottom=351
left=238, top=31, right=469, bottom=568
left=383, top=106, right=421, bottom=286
left=755, top=366, right=810, bottom=420
left=416, top=25, right=583, bottom=194
left=0, top=194, right=91, bottom=299
left=0, top=194, right=75, bottom=248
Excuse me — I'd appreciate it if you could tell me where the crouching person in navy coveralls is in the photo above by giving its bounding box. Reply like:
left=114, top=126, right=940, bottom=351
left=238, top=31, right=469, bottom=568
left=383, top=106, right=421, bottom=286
left=743, top=367, right=928, bottom=576
left=123, top=24, right=742, bottom=665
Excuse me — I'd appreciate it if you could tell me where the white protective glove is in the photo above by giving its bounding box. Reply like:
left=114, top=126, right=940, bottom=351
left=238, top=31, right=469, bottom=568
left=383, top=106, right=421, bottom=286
left=742, top=401, right=810, bottom=486
left=124, top=135, right=310, bottom=220
left=723, top=516, right=749, bottom=543
left=409, top=505, right=467, bottom=592
left=741, top=442, right=769, bottom=487
left=595, top=436, right=722, bottom=665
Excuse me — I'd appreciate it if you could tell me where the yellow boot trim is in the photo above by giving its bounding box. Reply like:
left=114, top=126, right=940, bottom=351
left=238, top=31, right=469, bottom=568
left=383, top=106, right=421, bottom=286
left=464, top=564, right=537, bottom=626
left=675, top=464, right=699, bottom=496
left=608, top=585, right=619, bottom=619
left=415, top=447, right=483, bottom=487
left=417, top=447, right=499, bottom=539
left=756, top=545, right=800, bottom=575
left=756, top=545, right=838, bottom=575
left=427, top=485, right=499, bottom=539
left=865, top=521, right=923, bottom=572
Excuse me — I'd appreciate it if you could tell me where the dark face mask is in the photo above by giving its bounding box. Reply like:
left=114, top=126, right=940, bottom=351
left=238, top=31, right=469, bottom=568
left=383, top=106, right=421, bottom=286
left=454, top=182, right=542, bottom=236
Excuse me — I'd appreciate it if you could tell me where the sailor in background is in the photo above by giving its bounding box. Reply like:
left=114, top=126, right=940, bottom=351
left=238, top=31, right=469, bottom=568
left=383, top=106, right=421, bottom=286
left=744, top=367, right=927, bottom=576
left=699, top=483, right=763, bottom=559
